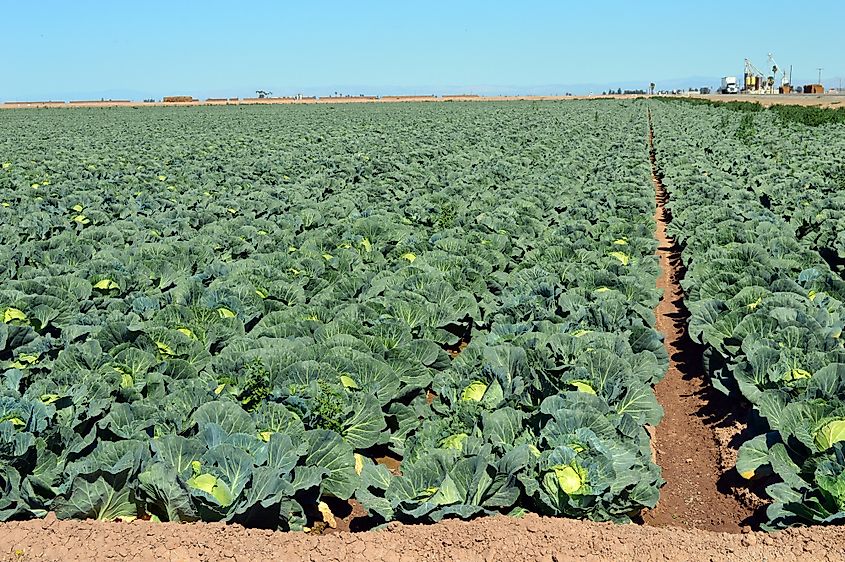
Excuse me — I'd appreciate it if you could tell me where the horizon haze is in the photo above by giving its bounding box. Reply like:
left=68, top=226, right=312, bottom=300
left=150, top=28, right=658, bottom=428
left=3, top=0, right=844, bottom=101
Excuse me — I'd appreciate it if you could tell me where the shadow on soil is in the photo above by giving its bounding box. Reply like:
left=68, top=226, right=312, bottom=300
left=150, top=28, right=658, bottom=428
left=647, top=110, right=768, bottom=530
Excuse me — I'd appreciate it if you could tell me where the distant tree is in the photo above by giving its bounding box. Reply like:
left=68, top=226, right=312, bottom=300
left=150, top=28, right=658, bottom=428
left=616, top=88, right=622, bottom=95
left=649, top=82, right=656, bottom=95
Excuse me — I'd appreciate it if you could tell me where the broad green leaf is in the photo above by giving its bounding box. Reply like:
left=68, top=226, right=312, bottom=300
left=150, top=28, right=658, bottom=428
left=304, top=430, right=358, bottom=500
left=55, top=475, right=137, bottom=521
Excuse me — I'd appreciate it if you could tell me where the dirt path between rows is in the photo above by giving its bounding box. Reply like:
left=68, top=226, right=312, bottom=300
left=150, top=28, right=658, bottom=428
left=640, top=111, right=757, bottom=532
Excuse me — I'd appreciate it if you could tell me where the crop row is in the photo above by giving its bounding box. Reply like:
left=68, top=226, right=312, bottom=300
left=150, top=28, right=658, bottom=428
left=652, top=101, right=845, bottom=528
left=658, top=98, right=845, bottom=271
left=0, top=103, right=666, bottom=527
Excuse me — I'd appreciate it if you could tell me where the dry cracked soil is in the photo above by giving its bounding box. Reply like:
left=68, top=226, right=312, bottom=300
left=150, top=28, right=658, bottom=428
left=3, top=512, right=845, bottom=562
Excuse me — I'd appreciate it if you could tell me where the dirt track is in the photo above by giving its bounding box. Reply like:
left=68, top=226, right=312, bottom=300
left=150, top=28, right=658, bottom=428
left=698, top=93, right=845, bottom=109
left=640, top=112, right=759, bottom=532
left=3, top=513, right=845, bottom=562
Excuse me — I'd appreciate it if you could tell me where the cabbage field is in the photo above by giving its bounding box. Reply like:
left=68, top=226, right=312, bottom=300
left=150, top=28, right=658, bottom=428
left=653, top=101, right=845, bottom=529
left=0, top=103, right=666, bottom=529
left=1, top=99, right=845, bottom=534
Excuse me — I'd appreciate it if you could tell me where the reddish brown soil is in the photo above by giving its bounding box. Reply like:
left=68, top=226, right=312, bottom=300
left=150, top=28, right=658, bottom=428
left=319, top=499, right=371, bottom=534
left=4, top=512, right=845, bottom=562
left=445, top=339, right=470, bottom=358
left=713, top=422, right=770, bottom=512
left=640, top=115, right=756, bottom=532
left=374, top=454, right=402, bottom=475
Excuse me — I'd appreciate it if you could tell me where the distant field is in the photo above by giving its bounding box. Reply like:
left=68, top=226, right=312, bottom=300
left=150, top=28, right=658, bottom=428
left=698, top=93, right=845, bottom=108
left=3, top=92, right=844, bottom=109
left=0, top=94, right=617, bottom=109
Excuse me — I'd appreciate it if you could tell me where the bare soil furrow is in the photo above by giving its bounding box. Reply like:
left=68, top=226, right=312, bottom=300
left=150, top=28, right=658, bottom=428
left=641, top=111, right=756, bottom=532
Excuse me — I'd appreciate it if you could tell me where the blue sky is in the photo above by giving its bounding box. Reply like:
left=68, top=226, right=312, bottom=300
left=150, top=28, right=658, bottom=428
left=3, top=0, right=843, bottom=100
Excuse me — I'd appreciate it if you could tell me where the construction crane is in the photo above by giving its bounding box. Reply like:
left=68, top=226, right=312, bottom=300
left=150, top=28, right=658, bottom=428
left=768, top=53, right=792, bottom=93
left=744, top=54, right=792, bottom=94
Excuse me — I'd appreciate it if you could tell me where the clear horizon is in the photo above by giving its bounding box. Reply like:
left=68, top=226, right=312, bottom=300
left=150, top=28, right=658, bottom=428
left=3, top=0, right=844, bottom=101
